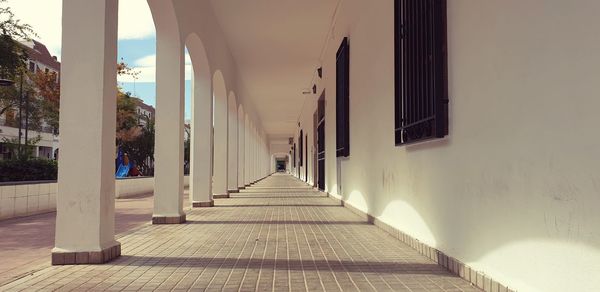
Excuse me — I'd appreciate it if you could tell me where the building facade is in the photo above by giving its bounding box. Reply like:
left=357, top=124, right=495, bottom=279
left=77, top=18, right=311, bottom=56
left=0, top=40, right=60, bottom=160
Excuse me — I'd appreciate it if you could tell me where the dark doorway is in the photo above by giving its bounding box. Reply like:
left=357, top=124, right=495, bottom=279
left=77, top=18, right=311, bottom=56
left=316, top=91, right=326, bottom=191
left=275, top=159, right=286, bottom=172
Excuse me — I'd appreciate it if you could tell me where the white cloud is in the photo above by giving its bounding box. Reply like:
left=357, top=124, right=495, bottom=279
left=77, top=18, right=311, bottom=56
left=135, top=54, right=156, bottom=68
left=117, top=0, right=155, bottom=40
left=5, top=0, right=62, bottom=57
left=118, top=53, right=193, bottom=83
left=5, top=0, right=155, bottom=58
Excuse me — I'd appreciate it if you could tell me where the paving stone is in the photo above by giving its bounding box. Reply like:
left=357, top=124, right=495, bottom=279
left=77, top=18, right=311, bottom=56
left=0, top=174, right=480, bottom=291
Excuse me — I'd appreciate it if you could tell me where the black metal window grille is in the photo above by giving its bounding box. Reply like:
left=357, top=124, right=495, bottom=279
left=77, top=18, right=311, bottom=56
left=305, top=134, right=308, bottom=181
left=336, top=37, right=350, bottom=157
left=395, top=0, right=448, bottom=145
left=293, top=143, right=296, bottom=167
left=317, top=93, right=326, bottom=191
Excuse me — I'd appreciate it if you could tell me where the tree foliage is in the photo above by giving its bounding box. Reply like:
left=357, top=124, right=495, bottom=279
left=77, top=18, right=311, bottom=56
left=116, top=60, right=142, bottom=141
left=115, top=61, right=156, bottom=175
left=31, top=70, right=60, bottom=132
left=0, top=0, right=36, bottom=120
left=0, top=0, right=35, bottom=80
left=0, top=157, right=57, bottom=182
left=184, top=124, right=190, bottom=174
left=1, top=135, right=41, bottom=161
left=120, top=115, right=155, bottom=176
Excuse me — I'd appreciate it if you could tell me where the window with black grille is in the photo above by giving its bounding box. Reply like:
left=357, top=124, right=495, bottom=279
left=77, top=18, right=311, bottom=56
left=293, top=144, right=296, bottom=167
left=395, top=0, right=448, bottom=145
left=336, top=37, right=350, bottom=157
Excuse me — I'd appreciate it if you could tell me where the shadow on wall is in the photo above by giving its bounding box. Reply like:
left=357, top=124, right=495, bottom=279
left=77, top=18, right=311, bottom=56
left=336, top=156, right=600, bottom=292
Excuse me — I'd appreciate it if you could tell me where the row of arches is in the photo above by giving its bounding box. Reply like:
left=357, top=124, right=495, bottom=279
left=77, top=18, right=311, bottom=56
left=52, top=0, right=270, bottom=264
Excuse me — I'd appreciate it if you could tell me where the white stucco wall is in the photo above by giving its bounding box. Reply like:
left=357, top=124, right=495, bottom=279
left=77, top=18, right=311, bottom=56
left=294, top=1, right=600, bottom=291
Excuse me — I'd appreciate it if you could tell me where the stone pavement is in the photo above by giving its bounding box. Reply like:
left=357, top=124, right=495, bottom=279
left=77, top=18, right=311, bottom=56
left=0, top=190, right=190, bottom=286
left=0, top=174, right=480, bottom=291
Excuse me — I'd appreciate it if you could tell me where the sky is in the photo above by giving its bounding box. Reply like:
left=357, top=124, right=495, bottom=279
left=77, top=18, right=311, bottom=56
left=4, top=0, right=193, bottom=119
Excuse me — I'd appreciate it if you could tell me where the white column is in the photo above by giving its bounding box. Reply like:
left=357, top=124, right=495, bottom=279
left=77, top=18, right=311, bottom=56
left=153, top=26, right=186, bottom=224
left=190, top=66, right=213, bottom=207
left=255, top=129, right=260, bottom=180
left=237, top=107, right=245, bottom=189
left=226, top=94, right=238, bottom=194
left=213, top=93, right=228, bottom=197
left=244, top=117, right=251, bottom=186
left=53, top=0, right=120, bottom=265
left=251, top=123, right=256, bottom=182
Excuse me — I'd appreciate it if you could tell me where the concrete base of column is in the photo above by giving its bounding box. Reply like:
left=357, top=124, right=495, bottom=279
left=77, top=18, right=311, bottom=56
left=213, top=193, right=229, bottom=199
left=52, top=241, right=121, bottom=265
left=152, top=214, right=187, bottom=224
left=192, top=200, right=214, bottom=207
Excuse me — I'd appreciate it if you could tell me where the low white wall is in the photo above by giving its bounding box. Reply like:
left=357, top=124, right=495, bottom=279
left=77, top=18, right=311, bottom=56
left=115, top=177, right=154, bottom=199
left=115, top=176, right=190, bottom=199
left=0, top=176, right=190, bottom=221
left=0, top=181, right=57, bottom=220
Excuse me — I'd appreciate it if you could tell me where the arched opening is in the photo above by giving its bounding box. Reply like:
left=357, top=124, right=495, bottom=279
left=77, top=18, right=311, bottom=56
left=237, top=105, right=245, bottom=188
left=185, top=33, right=213, bottom=207
left=227, top=91, right=238, bottom=192
left=212, top=70, right=228, bottom=197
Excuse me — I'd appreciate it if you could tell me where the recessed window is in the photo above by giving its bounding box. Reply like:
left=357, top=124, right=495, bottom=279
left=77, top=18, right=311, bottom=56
left=336, top=37, right=350, bottom=157
left=394, top=0, right=448, bottom=145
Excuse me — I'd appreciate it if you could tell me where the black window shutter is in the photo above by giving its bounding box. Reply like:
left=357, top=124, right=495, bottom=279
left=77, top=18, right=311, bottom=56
left=336, top=37, right=350, bottom=157
left=395, top=0, right=448, bottom=145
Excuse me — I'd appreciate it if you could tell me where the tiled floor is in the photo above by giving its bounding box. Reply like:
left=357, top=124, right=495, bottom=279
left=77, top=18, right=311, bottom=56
left=0, top=191, right=190, bottom=286
left=0, top=174, right=480, bottom=291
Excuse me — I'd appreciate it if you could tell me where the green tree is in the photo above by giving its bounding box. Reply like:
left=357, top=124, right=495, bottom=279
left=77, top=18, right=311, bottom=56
left=115, top=60, right=156, bottom=175
left=184, top=124, right=190, bottom=174
left=0, top=0, right=36, bottom=116
left=32, top=70, right=60, bottom=132
left=116, top=91, right=141, bottom=141
left=1, top=135, right=41, bottom=160
left=121, top=116, right=155, bottom=175
left=116, top=60, right=142, bottom=142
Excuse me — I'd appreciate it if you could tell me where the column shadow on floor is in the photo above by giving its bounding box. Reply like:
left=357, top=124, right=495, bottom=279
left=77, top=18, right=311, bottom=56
left=214, top=204, right=341, bottom=208
left=229, top=195, right=327, bottom=199
left=113, top=256, right=450, bottom=275
left=184, top=220, right=370, bottom=225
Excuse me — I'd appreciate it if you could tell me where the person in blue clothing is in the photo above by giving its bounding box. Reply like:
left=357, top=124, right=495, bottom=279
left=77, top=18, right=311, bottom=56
left=116, top=153, right=132, bottom=178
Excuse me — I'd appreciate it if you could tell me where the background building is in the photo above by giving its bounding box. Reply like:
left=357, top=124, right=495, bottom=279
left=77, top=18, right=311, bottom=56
left=0, top=40, right=60, bottom=160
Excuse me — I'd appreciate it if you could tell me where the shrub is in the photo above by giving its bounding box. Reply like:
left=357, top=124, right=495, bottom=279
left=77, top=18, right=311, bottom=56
left=0, top=159, right=57, bottom=182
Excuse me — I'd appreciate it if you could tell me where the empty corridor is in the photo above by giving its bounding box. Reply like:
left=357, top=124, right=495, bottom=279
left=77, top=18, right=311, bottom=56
left=0, top=174, right=480, bottom=291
